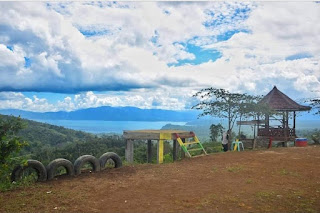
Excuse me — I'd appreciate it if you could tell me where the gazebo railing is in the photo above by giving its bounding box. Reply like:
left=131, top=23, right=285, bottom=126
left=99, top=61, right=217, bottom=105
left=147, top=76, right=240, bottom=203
left=258, top=128, right=295, bottom=138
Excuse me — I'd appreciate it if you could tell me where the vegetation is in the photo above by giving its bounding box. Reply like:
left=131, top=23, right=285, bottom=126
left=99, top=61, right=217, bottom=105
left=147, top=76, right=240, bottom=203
left=1, top=112, right=319, bottom=191
left=192, top=88, right=271, bottom=141
left=209, top=123, right=223, bottom=142
left=310, top=99, right=320, bottom=115
left=0, top=115, right=28, bottom=191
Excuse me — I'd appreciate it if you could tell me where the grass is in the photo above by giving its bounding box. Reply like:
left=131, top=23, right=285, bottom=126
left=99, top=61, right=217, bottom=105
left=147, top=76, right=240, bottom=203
left=279, top=168, right=300, bottom=177
left=246, top=179, right=253, bottom=184
left=226, top=164, right=244, bottom=173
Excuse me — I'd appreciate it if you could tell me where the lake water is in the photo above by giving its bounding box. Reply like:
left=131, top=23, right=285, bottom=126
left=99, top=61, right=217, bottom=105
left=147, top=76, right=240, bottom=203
left=34, top=119, right=187, bottom=134
left=33, top=118, right=320, bottom=136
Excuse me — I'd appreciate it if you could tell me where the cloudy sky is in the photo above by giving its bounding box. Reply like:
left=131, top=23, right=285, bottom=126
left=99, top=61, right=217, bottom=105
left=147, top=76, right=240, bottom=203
left=0, top=1, right=319, bottom=112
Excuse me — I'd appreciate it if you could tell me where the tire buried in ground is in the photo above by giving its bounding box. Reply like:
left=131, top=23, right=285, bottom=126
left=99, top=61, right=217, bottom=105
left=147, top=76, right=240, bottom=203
left=74, top=155, right=100, bottom=175
left=99, top=152, right=122, bottom=170
left=11, top=159, right=47, bottom=182
left=46, top=158, right=74, bottom=180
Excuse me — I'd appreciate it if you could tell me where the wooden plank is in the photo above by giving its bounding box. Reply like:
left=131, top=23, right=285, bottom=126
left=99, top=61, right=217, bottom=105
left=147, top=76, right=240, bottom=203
left=173, top=139, right=178, bottom=161
left=123, top=131, right=160, bottom=140
left=123, top=130, right=194, bottom=140
left=125, top=139, right=134, bottom=164
left=147, top=140, right=152, bottom=163
left=157, top=140, right=164, bottom=164
left=181, top=138, right=186, bottom=159
left=236, top=120, right=266, bottom=125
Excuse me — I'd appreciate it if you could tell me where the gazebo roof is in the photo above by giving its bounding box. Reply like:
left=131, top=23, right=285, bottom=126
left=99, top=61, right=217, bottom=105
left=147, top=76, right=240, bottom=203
left=259, top=86, right=311, bottom=111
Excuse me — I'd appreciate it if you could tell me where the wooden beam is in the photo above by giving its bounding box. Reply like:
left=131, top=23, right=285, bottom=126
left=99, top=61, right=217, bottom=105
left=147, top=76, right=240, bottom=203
left=123, top=130, right=194, bottom=140
left=147, top=140, right=152, bottom=163
left=125, top=139, right=134, bottom=164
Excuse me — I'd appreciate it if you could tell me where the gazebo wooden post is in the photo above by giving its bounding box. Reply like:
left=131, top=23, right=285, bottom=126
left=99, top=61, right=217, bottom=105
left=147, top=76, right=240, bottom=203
left=293, top=111, right=296, bottom=145
left=125, top=139, right=134, bottom=164
left=284, top=111, right=289, bottom=147
left=293, top=111, right=296, bottom=129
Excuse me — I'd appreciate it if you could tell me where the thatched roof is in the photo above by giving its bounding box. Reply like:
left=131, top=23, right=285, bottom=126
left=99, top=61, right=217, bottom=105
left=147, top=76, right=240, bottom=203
left=259, top=86, right=311, bottom=111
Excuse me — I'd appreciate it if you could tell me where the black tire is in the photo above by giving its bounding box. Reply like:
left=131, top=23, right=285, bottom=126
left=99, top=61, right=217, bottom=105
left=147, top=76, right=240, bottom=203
left=11, top=159, right=47, bottom=182
left=74, top=155, right=100, bottom=175
left=99, top=152, right=122, bottom=170
left=46, top=158, right=74, bottom=180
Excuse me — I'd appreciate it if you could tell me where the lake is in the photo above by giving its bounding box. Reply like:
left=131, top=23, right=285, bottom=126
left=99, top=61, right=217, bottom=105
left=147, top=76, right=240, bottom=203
left=34, top=119, right=187, bottom=134
left=33, top=118, right=320, bottom=136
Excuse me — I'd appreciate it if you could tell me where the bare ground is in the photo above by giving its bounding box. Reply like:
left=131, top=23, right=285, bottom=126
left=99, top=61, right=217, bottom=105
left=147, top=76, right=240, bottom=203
left=1, top=146, right=320, bottom=213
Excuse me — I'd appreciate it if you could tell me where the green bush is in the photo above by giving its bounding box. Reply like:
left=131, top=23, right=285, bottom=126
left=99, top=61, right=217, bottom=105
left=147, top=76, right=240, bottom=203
left=0, top=115, right=28, bottom=191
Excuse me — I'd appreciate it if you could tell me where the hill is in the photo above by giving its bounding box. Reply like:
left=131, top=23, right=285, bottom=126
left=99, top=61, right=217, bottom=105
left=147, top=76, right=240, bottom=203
left=0, top=106, right=198, bottom=121
left=0, top=114, right=126, bottom=165
left=1, top=146, right=319, bottom=212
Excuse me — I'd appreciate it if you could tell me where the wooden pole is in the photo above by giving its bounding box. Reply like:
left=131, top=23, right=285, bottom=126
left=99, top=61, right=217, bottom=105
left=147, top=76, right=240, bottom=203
left=173, top=139, right=178, bottom=161
left=125, top=139, right=134, bottom=164
left=181, top=138, right=186, bottom=159
left=147, top=140, right=152, bottom=163
left=293, top=111, right=296, bottom=129
left=157, top=140, right=164, bottom=164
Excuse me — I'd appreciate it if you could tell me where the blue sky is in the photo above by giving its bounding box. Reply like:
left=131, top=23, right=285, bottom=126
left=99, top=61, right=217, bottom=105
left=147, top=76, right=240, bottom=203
left=0, top=2, right=319, bottom=112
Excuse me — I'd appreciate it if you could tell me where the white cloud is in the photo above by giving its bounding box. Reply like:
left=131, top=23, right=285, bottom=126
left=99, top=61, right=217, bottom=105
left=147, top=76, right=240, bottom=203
left=0, top=2, right=319, bottom=111
left=0, top=92, right=54, bottom=112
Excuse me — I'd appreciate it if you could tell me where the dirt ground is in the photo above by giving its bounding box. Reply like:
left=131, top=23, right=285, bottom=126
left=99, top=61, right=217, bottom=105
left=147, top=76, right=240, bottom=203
left=1, top=146, right=320, bottom=213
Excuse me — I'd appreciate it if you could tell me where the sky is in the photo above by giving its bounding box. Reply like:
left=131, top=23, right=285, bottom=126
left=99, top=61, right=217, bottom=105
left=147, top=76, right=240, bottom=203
left=0, top=1, right=320, bottom=112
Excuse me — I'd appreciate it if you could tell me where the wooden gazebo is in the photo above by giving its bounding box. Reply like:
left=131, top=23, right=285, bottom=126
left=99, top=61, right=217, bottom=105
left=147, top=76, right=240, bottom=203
left=257, top=86, right=311, bottom=141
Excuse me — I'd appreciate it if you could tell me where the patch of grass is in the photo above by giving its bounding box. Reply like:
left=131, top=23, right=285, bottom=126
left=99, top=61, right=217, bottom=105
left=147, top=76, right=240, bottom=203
left=246, top=179, right=253, bottom=184
left=211, top=167, right=219, bottom=173
left=0, top=173, right=38, bottom=192
left=279, top=168, right=300, bottom=177
left=256, top=191, right=275, bottom=201
left=226, top=164, right=244, bottom=173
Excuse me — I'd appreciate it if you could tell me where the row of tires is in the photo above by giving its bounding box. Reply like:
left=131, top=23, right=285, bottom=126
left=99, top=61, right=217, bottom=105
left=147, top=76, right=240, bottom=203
left=11, top=152, right=122, bottom=182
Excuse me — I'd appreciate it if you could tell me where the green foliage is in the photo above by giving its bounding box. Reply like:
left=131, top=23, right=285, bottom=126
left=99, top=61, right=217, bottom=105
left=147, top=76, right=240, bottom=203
left=192, top=88, right=272, bottom=140
left=0, top=115, right=28, bottom=191
left=296, top=129, right=320, bottom=144
left=192, top=88, right=260, bottom=132
left=309, top=99, right=320, bottom=115
left=201, top=142, right=223, bottom=153
left=209, top=123, right=223, bottom=141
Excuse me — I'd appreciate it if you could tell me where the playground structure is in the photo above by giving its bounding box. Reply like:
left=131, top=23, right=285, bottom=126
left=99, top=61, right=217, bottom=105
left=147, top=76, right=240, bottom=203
left=123, top=130, right=207, bottom=164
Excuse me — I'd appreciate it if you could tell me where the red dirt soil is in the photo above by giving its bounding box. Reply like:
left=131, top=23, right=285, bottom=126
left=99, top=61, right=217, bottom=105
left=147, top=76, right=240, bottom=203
left=1, top=146, right=320, bottom=213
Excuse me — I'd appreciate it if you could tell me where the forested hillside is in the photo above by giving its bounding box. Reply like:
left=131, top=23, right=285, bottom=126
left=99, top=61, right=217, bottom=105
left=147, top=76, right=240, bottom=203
left=0, top=114, right=127, bottom=166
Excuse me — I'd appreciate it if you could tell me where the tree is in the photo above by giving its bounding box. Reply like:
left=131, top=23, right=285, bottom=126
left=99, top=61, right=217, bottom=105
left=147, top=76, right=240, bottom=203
left=209, top=123, right=224, bottom=142
left=192, top=88, right=270, bottom=144
left=192, top=88, right=251, bottom=133
left=0, top=115, right=28, bottom=188
left=310, top=99, right=320, bottom=115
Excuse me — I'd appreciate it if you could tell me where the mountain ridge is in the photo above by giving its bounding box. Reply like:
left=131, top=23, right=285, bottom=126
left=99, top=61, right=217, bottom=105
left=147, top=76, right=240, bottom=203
left=0, top=106, right=199, bottom=122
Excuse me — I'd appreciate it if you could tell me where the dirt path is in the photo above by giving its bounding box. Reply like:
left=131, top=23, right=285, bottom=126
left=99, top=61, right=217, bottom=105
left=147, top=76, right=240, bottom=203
left=1, top=146, right=320, bottom=213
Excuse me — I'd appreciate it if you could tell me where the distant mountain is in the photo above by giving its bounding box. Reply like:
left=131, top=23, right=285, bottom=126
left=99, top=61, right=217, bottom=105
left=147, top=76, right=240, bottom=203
left=0, top=106, right=199, bottom=122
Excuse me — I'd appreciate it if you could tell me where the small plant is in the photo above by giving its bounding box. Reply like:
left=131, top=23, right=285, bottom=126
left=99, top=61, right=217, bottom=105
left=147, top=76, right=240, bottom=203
left=256, top=191, right=275, bottom=201
left=211, top=167, right=218, bottom=173
left=279, top=168, right=299, bottom=177
left=246, top=179, right=253, bottom=184
left=226, top=164, right=244, bottom=173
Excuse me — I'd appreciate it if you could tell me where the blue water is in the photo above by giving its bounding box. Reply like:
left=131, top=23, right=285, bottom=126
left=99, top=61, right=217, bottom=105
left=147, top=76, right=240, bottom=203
left=34, top=119, right=187, bottom=134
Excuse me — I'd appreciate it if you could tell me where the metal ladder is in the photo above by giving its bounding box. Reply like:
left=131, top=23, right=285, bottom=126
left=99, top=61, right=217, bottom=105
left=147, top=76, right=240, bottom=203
left=174, top=132, right=208, bottom=157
